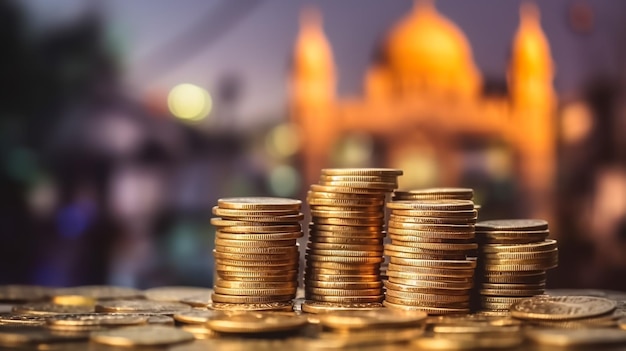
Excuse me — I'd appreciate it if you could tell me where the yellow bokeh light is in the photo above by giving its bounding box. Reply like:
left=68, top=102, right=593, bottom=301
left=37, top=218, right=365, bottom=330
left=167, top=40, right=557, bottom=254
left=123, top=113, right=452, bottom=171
left=561, top=102, right=593, bottom=144
left=266, top=123, right=301, bottom=158
left=167, top=83, right=212, bottom=121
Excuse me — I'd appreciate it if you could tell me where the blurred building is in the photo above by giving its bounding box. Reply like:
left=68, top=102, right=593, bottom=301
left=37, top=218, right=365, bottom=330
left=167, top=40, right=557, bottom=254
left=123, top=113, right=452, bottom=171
left=290, top=1, right=556, bottom=224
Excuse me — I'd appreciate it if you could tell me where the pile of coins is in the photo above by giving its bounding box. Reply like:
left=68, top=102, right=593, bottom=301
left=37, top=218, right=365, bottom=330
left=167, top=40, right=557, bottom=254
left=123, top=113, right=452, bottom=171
left=475, top=219, right=558, bottom=314
left=210, top=197, right=303, bottom=310
left=384, top=198, right=478, bottom=315
left=303, top=168, right=402, bottom=312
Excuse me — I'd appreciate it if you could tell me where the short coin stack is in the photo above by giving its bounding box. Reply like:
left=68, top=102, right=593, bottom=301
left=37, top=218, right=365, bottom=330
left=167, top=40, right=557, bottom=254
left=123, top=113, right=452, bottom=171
left=475, top=219, right=558, bottom=314
left=210, top=197, right=303, bottom=311
left=383, top=199, right=478, bottom=315
left=303, top=168, right=402, bottom=312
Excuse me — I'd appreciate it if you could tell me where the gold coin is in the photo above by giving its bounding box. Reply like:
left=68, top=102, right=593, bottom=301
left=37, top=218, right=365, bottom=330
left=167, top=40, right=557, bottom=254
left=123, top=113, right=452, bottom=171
left=217, top=271, right=297, bottom=280
left=95, top=300, right=191, bottom=315
left=387, top=269, right=474, bottom=281
left=213, top=287, right=296, bottom=296
left=387, top=263, right=474, bottom=276
left=90, top=325, right=194, bottom=347
left=317, top=309, right=427, bottom=330
left=314, top=217, right=384, bottom=226
left=310, top=223, right=382, bottom=232
left=476, top=219, right=548, bottom=231
left=305, top=249, right=382, bottom=257
left=216, top=231, right=302, bottom=240
left=47, top=313, right=149, bottom=327
left=481, top=239, right=557, bottom=253
left=214, top=213, right=304, bottom=223
left=311, top=209, right=384, bottom=219
left=481, top=283, right=545, bottom=290
left=301, top=300, right=383, bottom=314
left=51, top=285, right=143, bottom=300
left=510, top=295, right=617, bottom=320
left=310, top=184, right=386, bottom=195
left=215, top=245, right=298, bottom=255
left=205, top=313, right=308, bottom=333
left=307, top=197, right=384, bottom=207
left=388, top=221, right=474, bottom=232
left=11, top=302, right=93, bottom=315
left=173, top=310, right=224, bottom=324
left=209, top=302, right=294, bottom=312
left=306, top=261, right=379, bottom=271
left=394, top=187, right=473, bottom=199
left=479, top=288, right=544, bottom=297
left=387, top=242, right=477, bottom=252
left=390, top=208, right=476, bottom=217
left=311, top=229, right=383, bottom=239
left=216, top=224, right=301, bottom=234
left=307, top=242, right=383, bottom=251
left=304, top=287, right=382, bottom=297
left=525, top=328, right=626, bottom=347
left=385, top=280, right=472, bottom=292
left=180, top=295, right=212, bottom=308
left=304, top=266, right=379, bottom=274
left=306, top=255, right=383, bottom=264
left=321, top=168, right=403, bottom=176
left=304, top=274, right=380, bottom=282
left=213, top=250, right=298, bottom=261
left=319, top=175, right=399, bottom=183
left=214, top=238, right=296, bottom=247
left=179, top=324, right=216, bottom=339
left=305, top=281, right=382, bottom=289
left=318, top=180, right=397, bottom=190
left=215, top=258, right=297, bottom=267
left=384, top=296, right=469, bottom=310
left=306, top=294, right=384, bottom=303
left=411, top=334, right=523, bottom=350
left=212, top=206, right=299, bottom=217
left=211, top=293, right=293, bottom=304
left=51, top=295, right=96, bottom=306
left=383, top=301, right=469, bottom=315
left=215, top=280, right=297, bottom=290
left=389, top=215, right=476, bottom=225
left=387, top=200, right=474, bottom=211
left=385, top=290, right=470, bottom=302
left=0, top=314, right=50, bottom=326
left=385, top=249, right=466, bottom=260
left=388, top=229, right=474, bottom=239
left=482, top=249, right=558, bottom=260
left=310, top=204, right=383, bottom=212
left=217, top=197, right=301, bottom=211
left=310, top=237, right=383, bottom=245
left=307, top=190, right=384, bottom=200
left=389, top=257, right=476, bottom=269
left=483, top=262, right=557, bottom=271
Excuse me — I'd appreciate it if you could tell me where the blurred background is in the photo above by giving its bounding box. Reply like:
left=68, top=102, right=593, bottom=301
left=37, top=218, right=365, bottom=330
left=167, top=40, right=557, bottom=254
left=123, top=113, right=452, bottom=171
left=1, top=0, right=625, bottom=290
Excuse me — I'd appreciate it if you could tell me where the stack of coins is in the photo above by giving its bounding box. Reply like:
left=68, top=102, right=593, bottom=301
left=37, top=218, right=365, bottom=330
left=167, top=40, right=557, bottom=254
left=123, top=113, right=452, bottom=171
left=303, top=168, right=402, bottom=312
left=475, top=219, right=558, bottom=314
left=210, top=197, right=303, bottom=310
left=383, top=199, right=478, bottom=315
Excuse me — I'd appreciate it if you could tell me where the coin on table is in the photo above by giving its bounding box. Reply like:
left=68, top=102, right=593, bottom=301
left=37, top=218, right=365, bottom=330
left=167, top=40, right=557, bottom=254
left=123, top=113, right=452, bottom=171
left=0, top=326, right=87, bottom=346
left=144, top=286, right=213, bottom=303
left=46, top=313, right=149, bottom=328
left=12, top=302, right=93, bottom=315
left=0, top=314, right=49, bottom=326
left=51, top=285, right=144, bottom=300
left=205, top=313, right=308, bottom=333
left=510, top=295, right=616, bottom=320
left=526, top=328, right=626, bottom=347
left=412, top=333, right=523, bottom=350
left=91, top=325, right=194, bottom=346
left=317, top=309, right=426, bottom=330
left=95, top=300, right=191, bottom=315
left=173, top=310, right=225, bottom=324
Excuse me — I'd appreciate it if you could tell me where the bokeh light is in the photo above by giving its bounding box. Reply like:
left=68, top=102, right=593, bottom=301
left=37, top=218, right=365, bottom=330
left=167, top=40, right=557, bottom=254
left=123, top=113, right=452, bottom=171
left=561, top=101, right=593, bottom=144
left=395, top=152, right=439, bottom=189
left=268, top=164, right=300, bottom=197
left=167, top=83, right=213, bottom=122
left=265, top=123, right=301, bottom=158
left=331, top=133, right=374, bottom=167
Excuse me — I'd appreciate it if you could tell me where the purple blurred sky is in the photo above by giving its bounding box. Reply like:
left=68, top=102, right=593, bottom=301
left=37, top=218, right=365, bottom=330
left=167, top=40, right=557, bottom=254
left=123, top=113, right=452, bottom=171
left=20, top=0, right=626, bottom=126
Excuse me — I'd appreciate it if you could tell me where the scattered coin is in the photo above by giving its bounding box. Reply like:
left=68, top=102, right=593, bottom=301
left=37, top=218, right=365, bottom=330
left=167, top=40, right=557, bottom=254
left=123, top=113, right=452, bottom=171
left=144, top=286, right=213, bottom=303
left=91, top=325, right=194, bottom=346
left=205, top=313, right=308, bottom=333
left=95, top=300, right=191, bottom=315
left=510, top=295, right=616, bottom=320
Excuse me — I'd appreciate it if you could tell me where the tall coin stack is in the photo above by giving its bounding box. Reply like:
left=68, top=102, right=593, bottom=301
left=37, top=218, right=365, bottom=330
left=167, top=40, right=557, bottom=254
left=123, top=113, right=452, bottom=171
left=383, top=199, right=478, bottom=315
left=475, top=219, right=558, bottom=315
left=210, top=197, right=303, bottom=311
left=303, top=168, right=402, bottom=312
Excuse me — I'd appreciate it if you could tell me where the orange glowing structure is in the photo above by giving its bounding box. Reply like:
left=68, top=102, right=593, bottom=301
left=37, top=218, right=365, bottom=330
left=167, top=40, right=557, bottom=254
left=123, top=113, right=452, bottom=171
left=289, top=1, right=556, bottom=222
